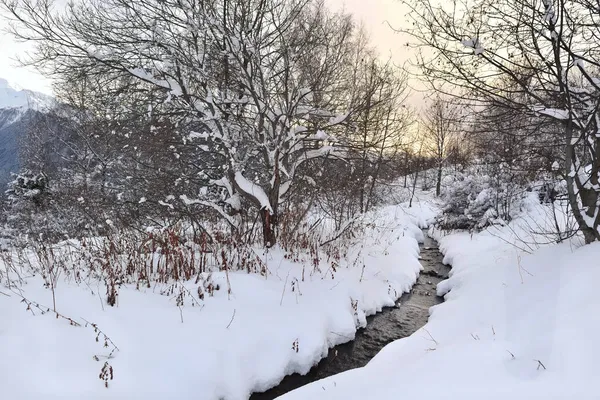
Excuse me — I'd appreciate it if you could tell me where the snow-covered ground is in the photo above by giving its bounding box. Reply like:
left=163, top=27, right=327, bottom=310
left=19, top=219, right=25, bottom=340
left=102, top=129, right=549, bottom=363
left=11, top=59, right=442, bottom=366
left=279, top=193, right=600, bottom=399
left=0, top=199, right=438, bottom=399
left=7, top=186, right=595, bottom=400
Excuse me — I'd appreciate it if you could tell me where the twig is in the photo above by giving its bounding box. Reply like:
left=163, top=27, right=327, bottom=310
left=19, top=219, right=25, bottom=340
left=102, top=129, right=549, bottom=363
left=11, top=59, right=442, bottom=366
left=173, top=282, right=204, bottom=308
left=226, top=309, right=236, bottom=329
left=422, top=328, right=438, bottom=345
left=359, top=262, right=366, bottom=283
left=506, top=350, right=515, bottom=359
left=516, top=253, right=534, bottom=284
left=13, top=290, right=81, bottom=326
left=280, top=271, right=290, bottom=306
left=81, top=318, right=120, bottom=357
left=517, top=254, right=524, bottom=284
left=98, top=290, right=105, bottom=312
left=535, top=359, right=547, bottom=370
left=319, top=217, right=358, bottom=247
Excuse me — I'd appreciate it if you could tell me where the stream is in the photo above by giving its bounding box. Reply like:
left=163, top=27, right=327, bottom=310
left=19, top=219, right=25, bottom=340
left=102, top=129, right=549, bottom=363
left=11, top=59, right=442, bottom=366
left=250, top=232, right=450, bottom=400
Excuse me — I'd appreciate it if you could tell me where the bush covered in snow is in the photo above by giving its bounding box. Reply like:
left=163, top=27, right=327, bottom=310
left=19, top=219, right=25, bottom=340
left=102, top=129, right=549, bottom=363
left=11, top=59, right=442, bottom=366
left=436, top=167, right=524, bottom=230
left=436, top=160, right=569, bottom=233
left=5, top=170, right=48, bottom=203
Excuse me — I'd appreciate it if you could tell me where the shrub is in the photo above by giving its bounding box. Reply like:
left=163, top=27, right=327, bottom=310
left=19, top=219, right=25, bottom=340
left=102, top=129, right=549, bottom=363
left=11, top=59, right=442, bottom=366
left=436, top=169, right=522, bottom=231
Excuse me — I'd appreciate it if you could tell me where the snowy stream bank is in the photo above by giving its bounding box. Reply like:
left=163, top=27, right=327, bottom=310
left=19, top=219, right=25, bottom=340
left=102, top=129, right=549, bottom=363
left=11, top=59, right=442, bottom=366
left=251, top=232, right=450, bottom=399
left=1, top=201, right=441, bottom=400
left=278, top=195, right=600, bottom=400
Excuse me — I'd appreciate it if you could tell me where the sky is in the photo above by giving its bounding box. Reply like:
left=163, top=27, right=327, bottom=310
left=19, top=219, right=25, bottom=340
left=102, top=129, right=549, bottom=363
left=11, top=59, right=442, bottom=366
left=0, top=20, right=53, bottom=94
left=327, top=0, right=411, bottom=61
left=0, top=0, right=414, bottom=96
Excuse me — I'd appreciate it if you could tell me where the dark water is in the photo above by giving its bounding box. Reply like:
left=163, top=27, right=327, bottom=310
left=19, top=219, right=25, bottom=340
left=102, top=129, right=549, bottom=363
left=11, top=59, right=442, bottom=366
left=250, top=232, right=450, bottom=400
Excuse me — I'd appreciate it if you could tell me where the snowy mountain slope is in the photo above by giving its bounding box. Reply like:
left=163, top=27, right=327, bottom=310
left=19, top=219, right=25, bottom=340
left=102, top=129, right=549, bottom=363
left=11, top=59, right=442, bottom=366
left=0, top=78, right=55, bottom=188
left=0, top=77, right=54, bottom=110
left=0, top=108, right=26, bottom=187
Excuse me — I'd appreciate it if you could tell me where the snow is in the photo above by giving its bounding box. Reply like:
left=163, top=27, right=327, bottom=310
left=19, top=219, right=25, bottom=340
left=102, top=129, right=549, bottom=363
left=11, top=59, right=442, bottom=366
left=234, top=171, right=273, bottom=213
left=5, top=168, right=597, bottom=400
left=127, top=68, right=183, bottom=97
left=0, top=77, right=54, bottom=110
left=188, top=130, right=209, bottom=140
left=158, top=200, right=174, bottom=209
left=0, top=200, right=437, bottom=399
left=179, top=194, right=202, bottom=206
left=279, top=193, right=600, bottom=400
left=461, top=38, right=477, bottom=48
left=543, top=0, right=558, bottom=24
left=552, top=161, right=561, bottom=171
left=461, top=38, right=484, bottom=55
left=311, top=130, right=329, bottom=141
left=532, top=106, right=570, bottom=120
left=225, top=193, right=242, bottom=210
left=328, top=113, right=349, bottom=125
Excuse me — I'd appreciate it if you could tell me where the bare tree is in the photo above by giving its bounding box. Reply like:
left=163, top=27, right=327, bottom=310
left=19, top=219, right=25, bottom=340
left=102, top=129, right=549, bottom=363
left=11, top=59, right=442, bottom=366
left=402, top=0, right=600, bottom=243
left=422, top=96, right=458, bottom=196
left=306, top=44, right=414, bottom=228
left=2, top=0, right=364, bottom=246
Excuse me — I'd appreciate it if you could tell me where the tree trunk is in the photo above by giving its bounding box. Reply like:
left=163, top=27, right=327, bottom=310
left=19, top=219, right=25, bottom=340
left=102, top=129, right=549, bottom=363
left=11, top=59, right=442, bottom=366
left=261, top=208, right=277, bottom=248
left=263, top=157, right=281, bottom=248
left=436, top=163, right=442, bottom=197
left=403, top=152, right=408, bottom=188
left=409, top=168, right=419, bottom=208
left=564, top=125, right=600, bottom=244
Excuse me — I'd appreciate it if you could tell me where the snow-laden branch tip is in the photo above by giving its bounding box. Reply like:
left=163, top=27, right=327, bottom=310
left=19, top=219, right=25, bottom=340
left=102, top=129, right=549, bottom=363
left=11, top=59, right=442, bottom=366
left=158, top=200, right=174, bottom=209
left=309, top=130, right=329, bottom=141
left=292, top=125, right=308, bottom=135
left=328, top=113, right=350, bottom=125
left=212, top=177, right=234, bottom=197
left=188, top=131, right=210, bottom=140
left=179, top=195, right=238, bottom=227
left=293, top=146, right=337, bottom=172
left=179, top=194, right=202, bottom=206
left=128, top=68, right=183, bottom=96
left=234, top=172, right=273, bottom=213
left=224, top=194, right=242, bottom=211
left=551, top=161, right=561, bottom=172
left=531, top=106, right=570, bottom=120
left=542, top=0, right=558, bottom=24
left=461, top=38, right=484, bottom=55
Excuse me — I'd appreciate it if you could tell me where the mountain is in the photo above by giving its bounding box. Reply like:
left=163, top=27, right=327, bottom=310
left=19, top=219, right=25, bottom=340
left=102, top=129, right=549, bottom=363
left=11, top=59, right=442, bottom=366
left=0, top=78, right=55, bottom=188
left=0, top=78, right=54, bottom=110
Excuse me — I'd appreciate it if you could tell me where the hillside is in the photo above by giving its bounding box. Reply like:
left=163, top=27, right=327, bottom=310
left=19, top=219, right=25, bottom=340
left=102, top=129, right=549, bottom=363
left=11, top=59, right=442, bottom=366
left=0, top=78, right=54, bottom=188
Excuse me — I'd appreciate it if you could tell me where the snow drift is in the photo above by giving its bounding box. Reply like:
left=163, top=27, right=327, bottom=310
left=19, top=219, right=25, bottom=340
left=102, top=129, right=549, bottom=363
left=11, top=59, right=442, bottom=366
left=280, top=194, right=599, bottom=400
left=0, top=201, right=437, bottom=399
